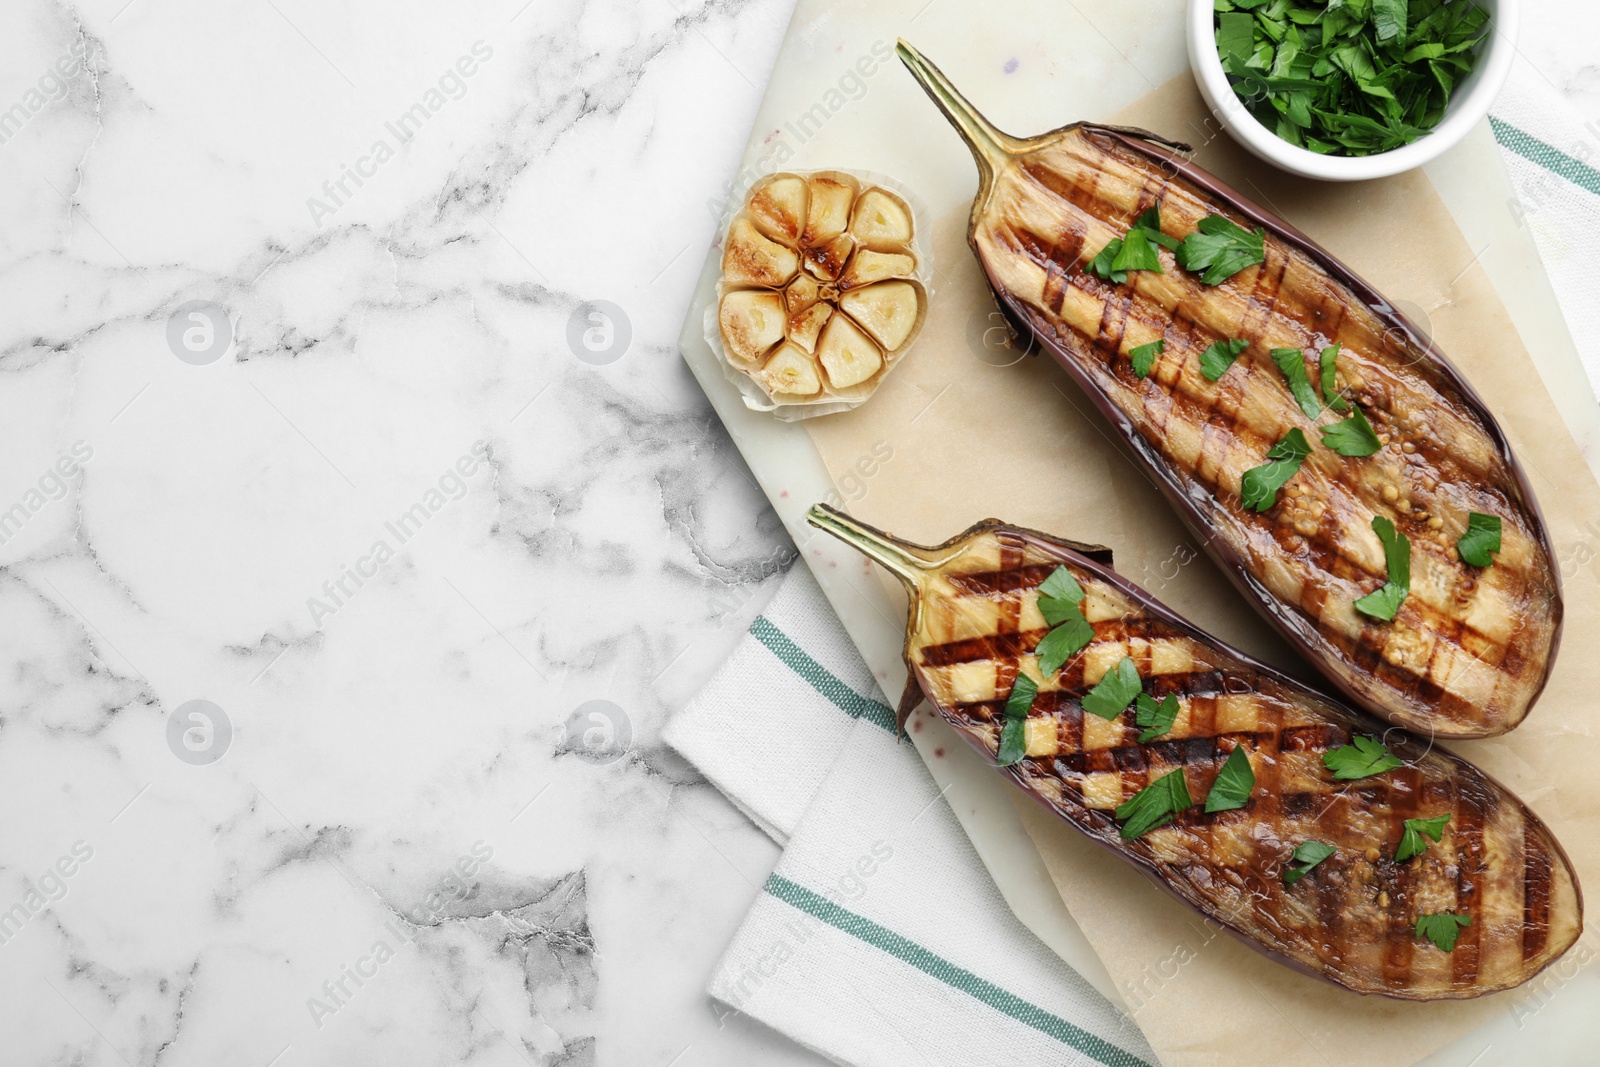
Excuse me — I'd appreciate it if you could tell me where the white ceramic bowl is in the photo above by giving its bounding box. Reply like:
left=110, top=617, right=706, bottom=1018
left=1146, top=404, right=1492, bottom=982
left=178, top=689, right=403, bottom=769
left=1186, top=0, right=1517, bottom=181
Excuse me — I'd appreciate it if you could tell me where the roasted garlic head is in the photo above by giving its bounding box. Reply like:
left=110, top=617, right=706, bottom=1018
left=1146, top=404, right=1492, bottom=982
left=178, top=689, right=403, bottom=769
left=717, top=172, right=927, bottom=414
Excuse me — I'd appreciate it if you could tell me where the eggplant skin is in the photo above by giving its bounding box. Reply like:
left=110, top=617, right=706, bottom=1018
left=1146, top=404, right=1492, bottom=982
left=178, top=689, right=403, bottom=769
left=899, top=45, right=1562, bottom=739
left=820, top=511, right=1581, bottom=1000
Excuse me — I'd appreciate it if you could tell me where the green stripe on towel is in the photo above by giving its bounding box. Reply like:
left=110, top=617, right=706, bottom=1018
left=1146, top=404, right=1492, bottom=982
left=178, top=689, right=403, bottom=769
left=749, top=616, right=896, bottom=733
left=764, top=874, right=1152, bottom=1067
left=1490, top=116, right=1600, bottom=199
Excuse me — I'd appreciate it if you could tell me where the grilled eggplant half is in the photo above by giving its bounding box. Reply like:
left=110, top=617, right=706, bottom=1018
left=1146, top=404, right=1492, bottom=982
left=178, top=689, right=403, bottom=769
left=807, top=504, right=1580, bottom=999
left=896, top=42, right=1560, bottom=739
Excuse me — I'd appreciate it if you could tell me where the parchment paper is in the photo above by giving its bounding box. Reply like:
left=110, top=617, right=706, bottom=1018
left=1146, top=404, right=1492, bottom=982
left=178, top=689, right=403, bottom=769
left=801, top=74, right=1600, bottom=1067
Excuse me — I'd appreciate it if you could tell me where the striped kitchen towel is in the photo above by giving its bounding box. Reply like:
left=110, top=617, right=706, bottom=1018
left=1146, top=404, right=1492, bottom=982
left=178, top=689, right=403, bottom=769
left=666, top=565, right=1157, bottom=1067
left=1491, top=58, right=1600, bottom=396
left=663, top=563, right=890, bottom=843
left=666, top=62, right=1600, bottom=1067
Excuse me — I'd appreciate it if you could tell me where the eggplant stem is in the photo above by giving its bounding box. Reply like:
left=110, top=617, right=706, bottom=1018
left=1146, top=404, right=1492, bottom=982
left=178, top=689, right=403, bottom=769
left=895, top=39, right=1019, bottom=196
left=805, top=503, right=931, bottom=595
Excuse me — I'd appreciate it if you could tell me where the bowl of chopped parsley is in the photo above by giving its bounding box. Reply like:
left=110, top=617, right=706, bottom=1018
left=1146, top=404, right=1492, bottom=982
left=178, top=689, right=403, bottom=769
left=1187, top=0, right=1514, bottom=181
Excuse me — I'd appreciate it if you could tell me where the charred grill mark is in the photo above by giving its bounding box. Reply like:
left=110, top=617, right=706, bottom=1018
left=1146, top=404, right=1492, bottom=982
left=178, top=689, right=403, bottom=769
left=938, top=654, right=1240, bottom=707
left=1279, top=723, right=1351, bottom=752
left=1195, top=795, right=1256, bottom=829
left=1320, top=299, right=1349, bottom=359
left=1020, top=154, right=1099, bottom=221
left=1501, top=639, right=1529, bottom=680
left=1451, top=781, right=1485, bottom=988
left=919, top=630, right=1037, bottom=667
left=1010, top=222, right=1062, bottom=275
left=1382, top=765, right=1422, bottom=989
left=1280, top=790, right=1322, bottom=817
left=1185, top=690, right=1218, bottom=742
left=993, top=535, right=1028, bottom=757
left=1251, top=722, right=1284, bottom=832
left=1057, top=694, right=1084, bottom=754
left=1195, top=377, right=1235, bottom=487
left=1160, top=667, right=1240, bottom=702
left=946, top=563, right=1066, bottom=596
left=947, top=687, right=1351, bottom=768
left=1349, top=781, right=1392, bottom=810
left=947, top=699, right=1001, bottom=730
left=1523, top=830, right=1553, bottom=961
left=1296, top=489, right=1342, bottom=621
left=1110, top=273, right=1137, bottom=362
left=998, top=536, right=1027, bottom=636
left=1243, top=253, right=1289, bottom=342
left=1147, top=735, right=1221, bottom=770
left=1092, top=274, right=1120, bottom=351
left=1142, top=350, right=1176, bottom=435
left=1372, top=656, right=1447, bottom=715
left=1043, top=257, right=1070, bottom=317
left=1044, top=227, right=1091, bottom=320
left=1314, top=852, right=1348, bottom=963
left=1230, top=759, right=1274, bottom=906
left=918, top=614, right=1176, bottom=667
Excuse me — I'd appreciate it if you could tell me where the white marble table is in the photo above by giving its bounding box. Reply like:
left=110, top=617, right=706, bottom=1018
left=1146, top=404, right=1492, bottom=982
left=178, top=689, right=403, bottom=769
left=0, top=2, right=1591, bottom=1065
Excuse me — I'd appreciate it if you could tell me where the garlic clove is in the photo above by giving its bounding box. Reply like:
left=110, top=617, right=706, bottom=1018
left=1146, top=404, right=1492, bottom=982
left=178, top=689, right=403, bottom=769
left=850, top=188, right=915, bottom=250
left=723, top=217, right=799, bottom=288
left=788, top=302, right=833, bottom=354
left=784, top=272, right=822, bottom=315
left=802, top=234, right=854, bottom=282
left=719, top=290, right=788, bottom=363
left=802, top=174, right=857, bottom=245
left=754, top=343, right=822, bottom=397
left=816, top=313, right=884, bottom=388
left=839, top=249, right=916, bottom=290
left=839, top=281, right=922, bottom=353
left=747, top=174, right=806, bottom=244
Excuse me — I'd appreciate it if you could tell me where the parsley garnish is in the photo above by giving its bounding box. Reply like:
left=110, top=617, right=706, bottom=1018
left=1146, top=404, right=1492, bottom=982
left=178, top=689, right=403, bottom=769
left=1319, top=344, right=1349, bottom=412
left=997, top=673, right=1038, bottom=767
left=1199, top=338, right=1249, bottom=382
left=1241, top=428, right=1311, bottom=511
left=1204, top=745, right=1255, bottom=813
left=1271, top=347, right=1323, bottom=419
left=1082, top=656, right=1142, bottom=720
left=1176, top=215, right=1265, bottom=285
left=1320, top=405, right=1381, bottom=457
left=1354, top=515, right=1410, bottom=621
left=1085, top=238, right=1127, bottom=284
left=1373, top=0, right=1410, bottom=44
left=1085, top=204, right=1176, bottom=283
left=1283, top=841, right=1336, bottom=886
left=1135, top=693, right=1179, bottom=743
left=1132, top=204, right=1181, bottom=251
left=1323, top=735, right=1404, bottom=780
left=1039, top=565, right=1085, bottom=607
left=1034, top=566, right=1094, bottom=676
left=1115, top=769, right=1193, bottom=839
left=1213, top=0, right=1493, bottom=158
left=1111, top=227, right=1164, bottom=275
left=1036, top=618, right=1093, bottom=676
left=1457, top=512, right=1501, bottom=568
left=1414, top=912, right=1471, bottom=953
left=1395, top=813, right=1450, bottom=862
left=1128, top=339, right=1165, bottom=379
left=1218, top=10, right=1254, bottom=65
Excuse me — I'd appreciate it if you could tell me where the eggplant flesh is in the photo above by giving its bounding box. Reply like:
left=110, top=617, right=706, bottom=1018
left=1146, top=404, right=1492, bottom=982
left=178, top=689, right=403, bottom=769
left=896, top=42, right=1561, bottom=739
left=808, top=504, right=1581, bottom=999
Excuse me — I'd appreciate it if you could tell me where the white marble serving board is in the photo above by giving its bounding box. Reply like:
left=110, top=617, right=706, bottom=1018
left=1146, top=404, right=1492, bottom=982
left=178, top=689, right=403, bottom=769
left=677, top=0, right=1600, bottom=1062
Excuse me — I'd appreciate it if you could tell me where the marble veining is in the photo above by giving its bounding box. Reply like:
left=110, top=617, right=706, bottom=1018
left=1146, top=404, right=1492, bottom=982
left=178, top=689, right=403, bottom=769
left=0, top=0, right=1590, bottom=1064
